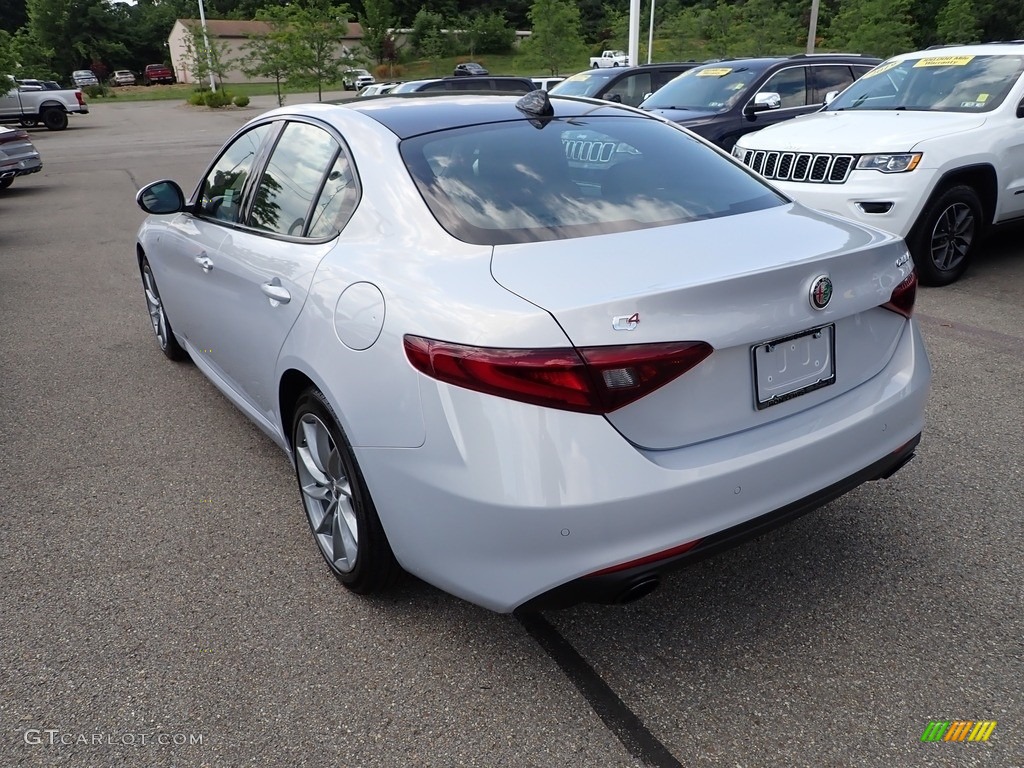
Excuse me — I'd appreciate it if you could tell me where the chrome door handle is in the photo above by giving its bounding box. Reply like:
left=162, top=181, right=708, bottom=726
left=260, top=280, right=291, bottom=305
left=194, top=255, right=213, bottom=272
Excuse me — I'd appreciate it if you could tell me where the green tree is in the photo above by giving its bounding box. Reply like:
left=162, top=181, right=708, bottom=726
left=287, top=0, right=351, bottom=102
left=240, top=7, right=293, bottom=106
left=0, top=30, right=16, bottom=84
left=522, top=0, right=587, bottom=75
left=732, top=0, right=802, bottom=56
left=360, top=0, right=398, bottom=65
left=825, top=0, right=916, bottom=59
left=181, top=20, right=230, bottom=88
left=410, top=8, right=447, bottom=56
left=936, top=0, right=981, bottom=44
left=28, top=0, right=128, bottom=76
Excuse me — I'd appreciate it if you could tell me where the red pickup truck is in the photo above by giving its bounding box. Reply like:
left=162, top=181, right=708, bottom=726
left=143, top=64, right=176, bottom=86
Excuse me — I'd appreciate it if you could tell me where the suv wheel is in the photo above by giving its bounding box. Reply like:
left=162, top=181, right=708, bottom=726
left=910, top=184, right=982, bottom=286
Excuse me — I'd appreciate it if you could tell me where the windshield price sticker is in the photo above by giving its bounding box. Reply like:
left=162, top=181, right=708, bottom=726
left=698, top=67, right=733, bottom=77
left=914, top=55, right=975, bottom=67
left=862, top=59, right=902, bottom=79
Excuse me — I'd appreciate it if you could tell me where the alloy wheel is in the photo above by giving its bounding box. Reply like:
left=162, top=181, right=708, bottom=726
left=929, top=202, right=974, bottom=273
left=295, top=413, right=359, bottom=573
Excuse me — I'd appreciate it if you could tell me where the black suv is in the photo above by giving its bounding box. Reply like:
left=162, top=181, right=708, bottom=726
left=391, top=76, right=534, bottom=94
left=640, top=54, right=881, bottom=149
left=549, top=62, right=700, bottom=108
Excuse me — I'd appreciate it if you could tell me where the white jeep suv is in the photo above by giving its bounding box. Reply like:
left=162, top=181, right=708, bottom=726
left=732, top=43, right=1024, bottom=285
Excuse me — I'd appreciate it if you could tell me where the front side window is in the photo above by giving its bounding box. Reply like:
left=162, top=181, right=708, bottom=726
left=198, top=123, right=274, bottom=223
left=760, top=67, right=809, bottom=108
left=402, top=115, right=784, bottom=245
left=605, top=73, right=653, bottom=107
left=248, top=122, right=342, bottom=237
left=827, top=54, right=1024, bottom=113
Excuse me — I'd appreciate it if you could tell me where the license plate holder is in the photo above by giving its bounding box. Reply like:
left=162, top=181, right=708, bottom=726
left=752, top=324, right=835, bottom=409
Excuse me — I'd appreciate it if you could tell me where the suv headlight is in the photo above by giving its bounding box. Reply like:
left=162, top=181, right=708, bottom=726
left=856, top=153, right=922, bottom=173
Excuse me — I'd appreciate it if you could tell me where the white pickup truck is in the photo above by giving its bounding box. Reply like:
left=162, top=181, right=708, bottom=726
left=0, top=78, right=89, bottom=131
left=589, top=50, right=629, bottom=68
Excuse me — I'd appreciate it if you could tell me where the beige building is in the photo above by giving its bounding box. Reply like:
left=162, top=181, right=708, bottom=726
left=167, top=19, right=366, bottom=84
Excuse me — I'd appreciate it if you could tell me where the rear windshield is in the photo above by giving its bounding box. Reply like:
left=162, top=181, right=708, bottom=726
left=401, top=115, right=784, bottom=245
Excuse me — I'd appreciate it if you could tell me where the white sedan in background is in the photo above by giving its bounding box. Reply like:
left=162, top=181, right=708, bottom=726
left=133, top=91, right=930, bottom=612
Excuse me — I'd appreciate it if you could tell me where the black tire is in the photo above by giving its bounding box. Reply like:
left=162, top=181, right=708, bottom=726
left=909, top=184, right=982, bottom=286
left=0, top=177, right=13, bottom=191
left=19, top=118, right=37, bottom=128
left=139, top=256, right=187, bottom=361
left=41, top=108, right=68, bottom=131
left=291, top=388, right=400, bottom=594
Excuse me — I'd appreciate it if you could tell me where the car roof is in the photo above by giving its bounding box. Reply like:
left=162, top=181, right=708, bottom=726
left=337, top=93, right=643, bottom=139
left=898, top=41, right=1024, bottom=57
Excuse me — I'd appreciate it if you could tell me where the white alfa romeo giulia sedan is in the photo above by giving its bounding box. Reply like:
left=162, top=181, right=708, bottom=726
left=134, top=91, right=930, bottom=612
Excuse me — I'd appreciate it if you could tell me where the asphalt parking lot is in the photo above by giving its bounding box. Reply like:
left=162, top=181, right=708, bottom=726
left=1, top=98, right=1021, bottom=768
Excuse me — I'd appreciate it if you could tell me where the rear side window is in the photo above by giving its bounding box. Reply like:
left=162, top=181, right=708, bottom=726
left=402, top=115, right=784, bottom=245
left=811, top=65, right=856, bottom=104
left=248, top=121, right=357, bottom=239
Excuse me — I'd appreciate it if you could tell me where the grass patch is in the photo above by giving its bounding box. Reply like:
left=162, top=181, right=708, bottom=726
left=93, top=54, right=596, bottom=103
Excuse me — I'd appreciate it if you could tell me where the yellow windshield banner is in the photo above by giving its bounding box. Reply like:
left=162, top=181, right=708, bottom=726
left=861, top=59, right=902, bottom=79
left=697, top=67, right=733, bottom=77
left=914, top=55, right=975, bottom=67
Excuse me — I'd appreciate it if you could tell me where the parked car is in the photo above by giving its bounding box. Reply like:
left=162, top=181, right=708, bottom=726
left=111, top=70, right=136, bottom=87
left=640, top=53, right=881, bottom=150
left=358, top=82, right=400, bottom=97
left=733, top=43, right=1024, bottom=286
left=453, top=62, right=489, bottom=77
left=530, top=76, right=565, bottom=91
left=142, top=64, right=175, bottom=86
left=0, top=125, right=42, bottom=190
left=71, top=69, right=99, bottom=88
left=343, top=69, right=375, bottom=90
left=590, top=50, right=630, bottom=68
left=132, top=91, right=929, bottom=613
left=389, top=76, right=535, bottom=94
left=550, top=62, right=700, bottom=107
left=16, top=79, right=62, bottom=90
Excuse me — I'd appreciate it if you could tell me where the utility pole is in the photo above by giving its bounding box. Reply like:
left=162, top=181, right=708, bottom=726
left=197, top=0, right=217, bottom=92
left=629, top=0, right=641, bottom=68
left=647, top=0, right=656, bottom=64
left=807, top=0, right=821, bottom=54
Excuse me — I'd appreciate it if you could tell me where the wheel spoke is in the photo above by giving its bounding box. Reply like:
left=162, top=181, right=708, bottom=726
left=332, top=500, right=359, bottom=569
left=296, top=444, right=329, bottom=487
left=316, top=498, right=338, bottom=536
left=301, top=417, right=334, bottom=476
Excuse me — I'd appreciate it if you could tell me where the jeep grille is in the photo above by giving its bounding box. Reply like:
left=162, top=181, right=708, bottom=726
left=735, top=149, right=855, bottom=184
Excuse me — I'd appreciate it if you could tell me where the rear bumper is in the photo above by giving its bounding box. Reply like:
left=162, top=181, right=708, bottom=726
left=356, top=318, right=930, bottom=613
left=520, top=433, right=919, bottom=610
left=0, top=157, right=42, bottom=179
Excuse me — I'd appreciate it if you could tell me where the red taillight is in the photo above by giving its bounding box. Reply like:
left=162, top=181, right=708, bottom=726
left=76, top=91, right=85, bottom=106
left=883, top=270, right=917, bottom=318
left=404, top=335, right=713, bottom=414
left=586, top=539, right=703, bottom=576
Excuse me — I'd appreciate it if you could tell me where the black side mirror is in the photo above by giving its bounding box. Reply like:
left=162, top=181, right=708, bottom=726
left=1017, top=98, right=1024, bottom=119
left=136, top=180, right=186, bottom=215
